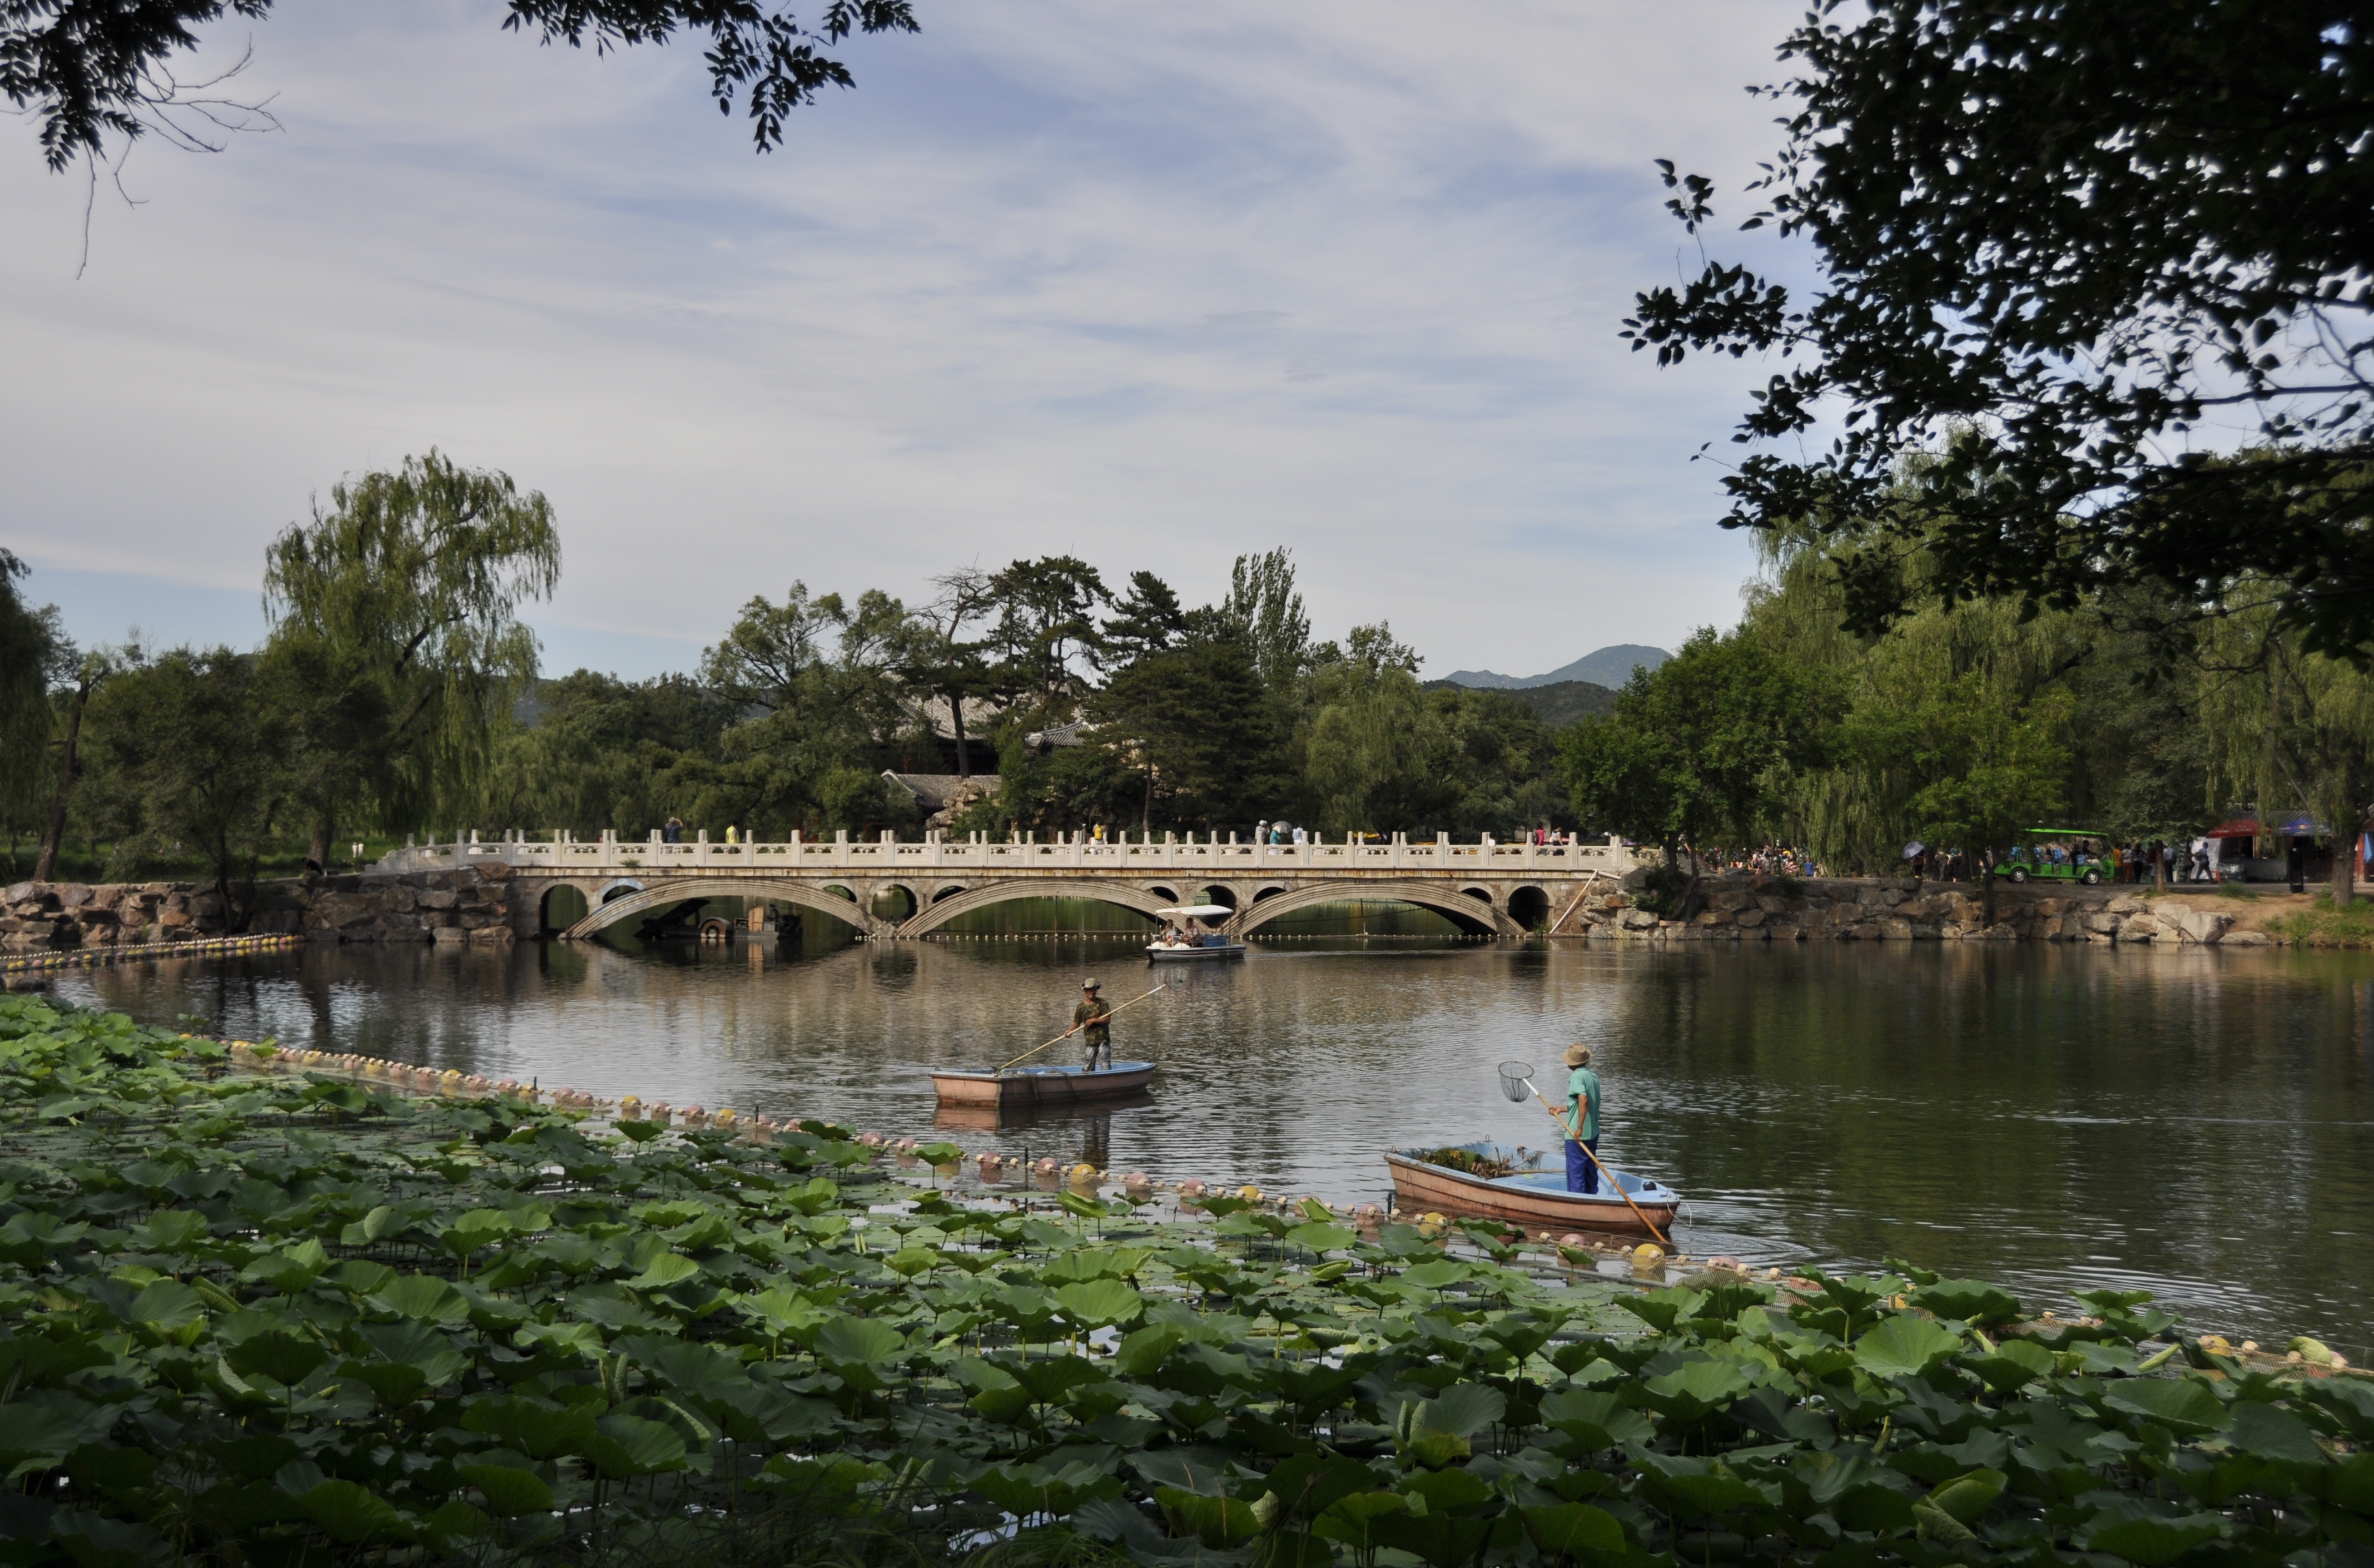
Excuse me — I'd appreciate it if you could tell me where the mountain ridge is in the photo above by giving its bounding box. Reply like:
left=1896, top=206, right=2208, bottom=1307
left=1440, top=643, right=1671, bottom=691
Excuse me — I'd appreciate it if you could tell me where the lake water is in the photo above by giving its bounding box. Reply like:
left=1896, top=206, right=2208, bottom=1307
left=53, top=926, right=2374, bottom=1359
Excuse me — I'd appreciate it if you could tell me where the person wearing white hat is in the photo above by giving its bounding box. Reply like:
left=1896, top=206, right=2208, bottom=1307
left=1074, top=979, right=1114, bottom=1071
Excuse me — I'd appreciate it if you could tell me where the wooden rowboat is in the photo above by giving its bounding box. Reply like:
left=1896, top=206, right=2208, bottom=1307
left=930, top=1061, right=1158, bottom=1107
left=1385, top=1142, right=1680, bottom=1235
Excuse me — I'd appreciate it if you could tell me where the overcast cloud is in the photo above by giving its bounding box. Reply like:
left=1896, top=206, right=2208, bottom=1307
left=1, top=0, right=1810, bottom=680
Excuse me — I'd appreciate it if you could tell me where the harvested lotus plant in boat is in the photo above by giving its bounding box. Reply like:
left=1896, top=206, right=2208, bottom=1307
left=1420, top=1145, right=1519, bottom=1178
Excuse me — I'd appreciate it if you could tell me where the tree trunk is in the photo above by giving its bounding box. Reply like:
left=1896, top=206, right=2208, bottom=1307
left=308, top=815, right=334, bottom=874
left=31, top=676, right=91, bottom=882
left=950, top=694, right=970, bottom=779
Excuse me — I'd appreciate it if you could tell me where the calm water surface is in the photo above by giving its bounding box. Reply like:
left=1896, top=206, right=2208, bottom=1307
left=56, top=934, right=2374, bottom=1357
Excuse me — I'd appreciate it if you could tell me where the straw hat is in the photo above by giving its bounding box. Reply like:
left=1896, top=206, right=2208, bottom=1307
left=1562, top=1043, right=1592, bottom=1067
left=1082, top=977, right=1101, bottom=991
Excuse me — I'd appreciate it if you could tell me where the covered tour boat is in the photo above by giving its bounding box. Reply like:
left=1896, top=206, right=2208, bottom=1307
left=930, top=1061, right=1158, bottom=1107
left=1148, top=905, right=1246, bottom=962
left=1385, top=1141, right=1680, bottom=1235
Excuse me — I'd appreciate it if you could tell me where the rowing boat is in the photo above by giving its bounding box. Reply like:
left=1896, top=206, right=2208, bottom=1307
left=930, top=1061, right=1158, bottom=1106
left=1385, top=1141, right=1680, bottom=1235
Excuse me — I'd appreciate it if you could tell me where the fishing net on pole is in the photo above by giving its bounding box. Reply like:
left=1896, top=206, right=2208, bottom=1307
left=1497, top=1061, right=1534, bottom=1103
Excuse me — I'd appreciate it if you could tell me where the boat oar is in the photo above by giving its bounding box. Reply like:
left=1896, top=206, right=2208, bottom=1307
left=996, top=984, right=1168, bottom=1073
left=1496, top=1060, right=1671, bottom=1246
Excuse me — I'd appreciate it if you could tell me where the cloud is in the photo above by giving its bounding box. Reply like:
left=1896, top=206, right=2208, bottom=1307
left=0, top=0, right=1807, bottom=678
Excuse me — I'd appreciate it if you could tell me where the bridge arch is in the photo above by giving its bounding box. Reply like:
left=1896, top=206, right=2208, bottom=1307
left=1230, top=880, right=1527, bottom=939
left=898, top=879, right=1171, bottom=939
left=560, top=879, right=886, bottom=941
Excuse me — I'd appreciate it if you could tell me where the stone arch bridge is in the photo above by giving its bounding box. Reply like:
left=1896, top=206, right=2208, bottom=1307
left=375, top=832, right=1641, bottom=942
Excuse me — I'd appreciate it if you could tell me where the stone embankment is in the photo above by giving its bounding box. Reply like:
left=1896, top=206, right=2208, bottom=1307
left=1573, top=870, right=2271, bottom=945
left=1, top=865, right=531, bottom=954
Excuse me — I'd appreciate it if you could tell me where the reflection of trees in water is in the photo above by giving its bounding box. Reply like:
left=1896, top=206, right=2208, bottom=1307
left=54, top=935, right=2374, bottom=1354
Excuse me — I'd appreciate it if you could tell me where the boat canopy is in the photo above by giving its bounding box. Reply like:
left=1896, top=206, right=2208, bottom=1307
left=1153, top=905, right=1232, bottom=919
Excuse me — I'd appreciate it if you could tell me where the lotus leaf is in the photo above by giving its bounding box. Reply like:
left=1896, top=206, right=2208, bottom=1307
left=296, top=1478, right=408, bottom=1544
left=457, top=1461, right=554, bottom=1516
left=2086, top=1514, right=2228, bottom=1564
left=366, top=1275, right=470, bottom=1324
left=1909, top=1278, right=2023, bottom=1327
left=1053, top=1280, right=1144, bottom=1328
left=1852, top=1314, right=1963, bottom=1377
left=1158, top=1485, right=1263, bottom=1547
left=623, top=1251, right=702, bottom=1292
left=2105, top=1376, right=2231, bottom=1435
left=2229, top=1400, right=2323, bottom=1463
left=1924, top=1466, right=2007, bottom=1525
left=1521, top=1501, right=1626, bottom=1558
left=813, top=1316, right=906, bottom=1366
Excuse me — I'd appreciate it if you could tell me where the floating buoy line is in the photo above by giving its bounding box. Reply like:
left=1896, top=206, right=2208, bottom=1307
left=2, top=932, right=302, bottom=976
left=201, top=1034, right=1703, bottom=1277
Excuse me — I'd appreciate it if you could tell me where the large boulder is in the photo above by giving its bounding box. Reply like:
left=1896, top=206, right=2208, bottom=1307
left=2172, top=909, right=2234, bottom=944
left=2221, top=929, right=2273, bottom=946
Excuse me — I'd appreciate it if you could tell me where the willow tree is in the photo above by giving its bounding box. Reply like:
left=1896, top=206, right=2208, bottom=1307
left=2198, top=593, right=2374, bottom=906
left=0, top=553, right=72, bottom=875
left=263, top=451, right=560, bottom=863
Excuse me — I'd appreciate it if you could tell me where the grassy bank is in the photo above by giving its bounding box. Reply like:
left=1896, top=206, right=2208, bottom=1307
left=0, top=998, right=2367, bottom=1568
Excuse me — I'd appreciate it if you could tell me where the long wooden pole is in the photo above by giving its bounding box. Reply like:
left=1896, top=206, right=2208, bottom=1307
left=1523, top=1078, right=1670, bottom=1246
left=996, top=984, right=1168, bottom=1073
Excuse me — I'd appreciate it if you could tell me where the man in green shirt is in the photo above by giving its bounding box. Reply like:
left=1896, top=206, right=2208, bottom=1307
left=1074, top=979, right=1114, bottom=1071
left=1562, top=1042, right=1601, bottom=1194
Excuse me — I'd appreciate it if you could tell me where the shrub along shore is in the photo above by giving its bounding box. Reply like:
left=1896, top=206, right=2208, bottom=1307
left=0, top=997, right=2367, bottom=1568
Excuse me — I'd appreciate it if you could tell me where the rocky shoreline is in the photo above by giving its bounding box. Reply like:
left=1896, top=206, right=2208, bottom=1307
left=1571, top=871, right=2279, bottom=944
left=1, top=865, right=532, bottom=954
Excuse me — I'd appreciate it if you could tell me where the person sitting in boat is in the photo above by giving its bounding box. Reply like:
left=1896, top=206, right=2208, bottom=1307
left=1075, top=979, right=1114, bottom=1070
left=1562, top=1043, right=1601, bottom=1194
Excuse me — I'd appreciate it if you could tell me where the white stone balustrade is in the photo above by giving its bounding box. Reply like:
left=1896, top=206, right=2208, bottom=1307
left=373, top=830, right=1639, bottom=878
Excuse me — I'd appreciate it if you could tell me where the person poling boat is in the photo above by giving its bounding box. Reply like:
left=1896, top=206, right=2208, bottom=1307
left=1075, top=979, right=1113, bottom=1071
left=1496, top=1053, right=1672, bottom=1244
left=927, top=983, right=1168, bottom=1108
left=1560, top=1043, right=1601, bottom=1194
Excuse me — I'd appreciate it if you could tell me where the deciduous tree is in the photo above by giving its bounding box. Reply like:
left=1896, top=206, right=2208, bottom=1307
left=4, top=0, right=919, bottom=171
left=1627, top=0, right=2374, bottom=658
left=1561, top=628, right=1839, bottom=901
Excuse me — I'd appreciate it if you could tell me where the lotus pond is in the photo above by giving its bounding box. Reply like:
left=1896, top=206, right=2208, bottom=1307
left=3, top=995, right=2372, bottom=1568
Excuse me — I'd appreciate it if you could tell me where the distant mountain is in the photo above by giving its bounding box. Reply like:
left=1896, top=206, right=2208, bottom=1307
left=1423, top=677, right=1619, bottom=728
left=1441, top=644, right=1671, bottom=691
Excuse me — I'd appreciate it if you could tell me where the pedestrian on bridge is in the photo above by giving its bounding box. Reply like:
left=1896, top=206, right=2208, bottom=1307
left=1074, top=979, right=1114, bottom=1071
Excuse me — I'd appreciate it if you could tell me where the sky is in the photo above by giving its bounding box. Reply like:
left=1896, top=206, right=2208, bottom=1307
left=1, top=0, right=1814, bottom=683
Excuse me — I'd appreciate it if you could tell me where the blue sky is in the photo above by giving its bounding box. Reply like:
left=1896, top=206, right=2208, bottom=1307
left=1, top=0, right=1810, bottom=681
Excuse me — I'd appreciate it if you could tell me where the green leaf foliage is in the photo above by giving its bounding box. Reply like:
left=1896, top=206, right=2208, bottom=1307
left=0, top=995, right=2361, bottom=1568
